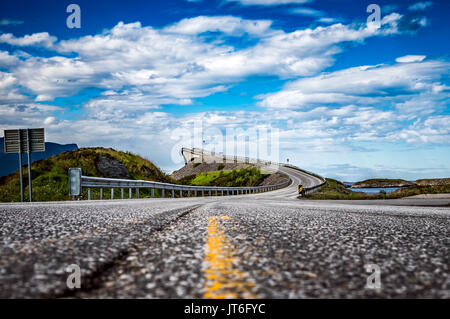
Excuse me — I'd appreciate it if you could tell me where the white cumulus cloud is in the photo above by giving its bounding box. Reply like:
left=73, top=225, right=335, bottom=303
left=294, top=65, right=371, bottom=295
left=0, top=32, right=57, bottom=48
left=396, top=55, right=426, bottom=63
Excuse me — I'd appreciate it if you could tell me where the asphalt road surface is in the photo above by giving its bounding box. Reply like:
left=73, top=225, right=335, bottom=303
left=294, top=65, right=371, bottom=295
left=0, top=168, right=449, bottom=298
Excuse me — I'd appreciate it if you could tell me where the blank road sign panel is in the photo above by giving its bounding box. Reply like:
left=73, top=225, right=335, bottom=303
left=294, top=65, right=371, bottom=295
left=28, top=128, right=45, bottom=152
left=4, top=128, right=45, bottom=153
left=4, top=130, right=21, bottom=153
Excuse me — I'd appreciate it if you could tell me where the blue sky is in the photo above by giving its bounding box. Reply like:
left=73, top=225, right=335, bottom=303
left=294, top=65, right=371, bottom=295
left=0, top=0, right=449, bottom=180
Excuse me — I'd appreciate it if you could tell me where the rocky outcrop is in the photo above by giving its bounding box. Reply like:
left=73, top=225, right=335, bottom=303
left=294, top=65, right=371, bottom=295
left=259, top=173, right=289, bottom=186
left=96, top=155, right=131, bottom=179
left=140, top=165, right=161, bottom=179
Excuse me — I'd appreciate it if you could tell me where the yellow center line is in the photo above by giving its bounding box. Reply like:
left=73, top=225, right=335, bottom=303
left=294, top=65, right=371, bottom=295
left=203, top=216, right=257, bottom=299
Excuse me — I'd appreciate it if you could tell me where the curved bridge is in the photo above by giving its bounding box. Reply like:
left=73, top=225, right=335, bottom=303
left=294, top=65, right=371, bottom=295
left=69, top=148, right=325, bottom=200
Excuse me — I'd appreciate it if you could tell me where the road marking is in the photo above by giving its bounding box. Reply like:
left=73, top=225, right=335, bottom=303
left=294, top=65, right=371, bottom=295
left=203, top=216, right=257, bottom=299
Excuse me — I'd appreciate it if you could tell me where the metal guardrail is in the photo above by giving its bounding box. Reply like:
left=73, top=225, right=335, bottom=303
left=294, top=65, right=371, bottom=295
left=69, top=169, right=291, bottom=200
left=302, top=181, right=326, bottom=195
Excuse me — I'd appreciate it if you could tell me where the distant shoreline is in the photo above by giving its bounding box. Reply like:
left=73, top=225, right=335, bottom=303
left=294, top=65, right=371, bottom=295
left=349, top=178, right=450, bottom=189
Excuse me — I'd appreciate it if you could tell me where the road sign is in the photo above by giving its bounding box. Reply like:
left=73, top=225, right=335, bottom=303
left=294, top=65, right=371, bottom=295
left=4, top=128, right=45, bottom=153
left=69, top=168, right=82, bottom=197
left=3, top=128, right=45, bottom=202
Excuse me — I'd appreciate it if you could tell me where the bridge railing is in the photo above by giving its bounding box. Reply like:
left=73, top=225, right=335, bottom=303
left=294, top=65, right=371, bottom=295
left=182, top=147, right=277, bottom=167
left=181, top=148, right=327, bottom=196
left=68, top=168, right=291, bottom=200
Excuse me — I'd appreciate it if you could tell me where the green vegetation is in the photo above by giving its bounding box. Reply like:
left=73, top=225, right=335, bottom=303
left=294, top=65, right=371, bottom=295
left=387, top=184, right=450, bottom=198
left=177, top=168, right=269, bottom=187
left=217, top=163, right=225, bottom=171
left=0, top=148, right=173, bottom=202
left=306, top=178, right=371, bottom=200
left=415, top=178, right=450, bottom=186
left=306, top=178, right=450, bottom=200
left=352, top=178, right=412, bottom=187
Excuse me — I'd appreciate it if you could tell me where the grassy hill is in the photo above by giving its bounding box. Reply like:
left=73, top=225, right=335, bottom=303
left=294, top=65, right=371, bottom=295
left=0, top=148, right=274, bottom=202
left=0, top=148, right=173, bottom=202
left=0, top=137, right=78, bottom=177
left=415, top=178, right=450, bottom=186
left=306, top=178, right=371, bottom=200
left=351, top=178, right=413, bottom=188
left=177, top=168, right=270, bottom=187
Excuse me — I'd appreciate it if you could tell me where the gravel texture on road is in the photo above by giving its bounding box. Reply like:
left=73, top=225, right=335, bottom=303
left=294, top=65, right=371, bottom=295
left=0, top=167, right=449, bottom=298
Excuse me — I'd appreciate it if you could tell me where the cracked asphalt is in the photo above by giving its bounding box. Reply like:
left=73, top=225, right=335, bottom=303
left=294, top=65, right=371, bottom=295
left=0, top=167, right=449, bottom=298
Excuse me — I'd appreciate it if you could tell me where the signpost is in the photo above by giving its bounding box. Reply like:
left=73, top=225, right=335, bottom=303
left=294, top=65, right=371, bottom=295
left=4, top=128, right=45, bottom=202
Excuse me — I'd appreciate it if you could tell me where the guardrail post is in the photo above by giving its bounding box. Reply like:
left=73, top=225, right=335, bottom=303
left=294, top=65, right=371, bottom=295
left=111, top=188, right=114, bottom=200
left=100, top=188, right=103, bottom=200
left=179, top=189, right=182, bottom=198
left=136, top=188, right=140, bottom=199
left=172, top=187, right=175, bottom=198
left=151, top=188, right=154, bottom=198
left=202, top=190, right=204, bottom=197
left=88, top=188, right=91, bottom=200
left=209, top=190, right=212, bottom=196
left=195, top=190, right=197, bottom=197
left=221, top=190, right=224, bottom=196
left=162, top=189, right=165, bottom=198
left=129, top=188, right=132, bottom=199
left=188, top=190, right=191, bottom=197
left=121, top=188, right=124, bottom=200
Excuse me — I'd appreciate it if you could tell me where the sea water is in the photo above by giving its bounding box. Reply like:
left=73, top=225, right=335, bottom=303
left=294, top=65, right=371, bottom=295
left=343, top=182, right=399, bottom=194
